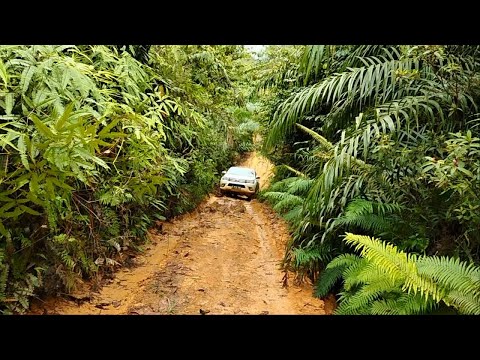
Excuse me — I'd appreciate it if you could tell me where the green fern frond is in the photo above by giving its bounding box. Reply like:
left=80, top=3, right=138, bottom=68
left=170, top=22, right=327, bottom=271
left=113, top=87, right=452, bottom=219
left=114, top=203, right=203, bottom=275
left=335, top=278, right=398, bottom=315
left=315, top=266, right=344, bottom=298
left=263, top=191, right=303, bottom=213
left=370, top=292, right=437, bottom=315
left=283, top=205, right=304, bottom=223
left=344, top=233, right=442, bottom=301
left=102, top=207, right=121, bottom=237
left=342, top=198, right=402, bottom=217
left=267, top=177, right=300, bottom=193
left=344, top=261, right=396, bottom=291
left=334, top=213, right=393, bottom=234
left=273, top=195, right=304, bottom=213
left=397, top=292, right=438, bottom=315
left=236, top=119, right=260, bottom=134
left=342, top=258, right=371, bottom=291
left=0, top=262, right=8, bottom=302
left=344, top=233, right=407, bottom=280
left=370, top=298, right=401, bottom=315
left=328, top=234, right=480, bottom=314
left=292, top=245, right=332, bottom=269
left=286, top=177, right=313, bottom=195
left=326, top=253, right=362, bottom=270
left=60, top=251, right=76, bottom=271
left=445, top=290, right=480, bottom=315
left=416, top=256, right=480, bottom=296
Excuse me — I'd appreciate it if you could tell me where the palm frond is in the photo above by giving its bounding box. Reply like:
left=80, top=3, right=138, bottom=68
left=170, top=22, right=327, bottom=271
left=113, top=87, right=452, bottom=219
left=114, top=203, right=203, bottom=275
left=295, top=123, right=333, bottom=150
left=265, top=57, right=420, bottom=150
left=300, top=45, right=327, bottom=85
left=278, top=165, right=307, bottom=178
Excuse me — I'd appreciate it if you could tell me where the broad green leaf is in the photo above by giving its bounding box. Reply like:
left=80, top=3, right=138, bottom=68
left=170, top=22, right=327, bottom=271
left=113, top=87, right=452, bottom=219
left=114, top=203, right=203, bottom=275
left=19, top=205, right=41, bottom=216
left=15, top=178, right=30, bottom=190
left=55, top=102, right=75, bottom=131
left=98, top=118, right=121, bottom=137
left=44, top=177, right=56, bottom=200
left=0, top=220, right=10, bottom=239
left=0, top=189, right=15, bottom=196
left=5, top=92, right=13, bottom=115
left=20, top=66, right=36, bottom=94
left=0, top=59, right=8, bottom=87
left=29, top=172, right=40, bottom=194
left=457, top=167, right=473, bottom=177
left=0, top=133, right=19, bottom=150
left=0, top=201, right=16, bottom=214
left=98, top=132, right=126, bottom=139
left=49, top=177, right=74, bottom=191
left=74, top=147, right=109, bottom=169
left=3, top=208, right=24, bottom=219
left=26, top=192, right=44, bottom=206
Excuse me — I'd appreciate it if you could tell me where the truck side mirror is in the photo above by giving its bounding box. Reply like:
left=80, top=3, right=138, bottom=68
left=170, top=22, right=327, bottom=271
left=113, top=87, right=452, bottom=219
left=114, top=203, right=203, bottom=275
left=222, top=171, right=227, bottom=174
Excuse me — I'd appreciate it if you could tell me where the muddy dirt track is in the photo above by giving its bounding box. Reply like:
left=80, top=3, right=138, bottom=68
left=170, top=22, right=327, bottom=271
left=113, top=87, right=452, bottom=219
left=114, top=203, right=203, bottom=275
left=30, top=152, right=335, bottom=315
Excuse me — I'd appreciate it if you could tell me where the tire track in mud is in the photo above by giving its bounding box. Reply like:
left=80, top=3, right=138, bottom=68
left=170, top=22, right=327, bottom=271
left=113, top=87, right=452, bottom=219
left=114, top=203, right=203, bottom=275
left=29, top=152, right=335, bottom=315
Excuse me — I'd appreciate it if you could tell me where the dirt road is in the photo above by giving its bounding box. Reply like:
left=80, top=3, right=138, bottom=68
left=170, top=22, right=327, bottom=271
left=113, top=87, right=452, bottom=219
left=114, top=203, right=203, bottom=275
left=30, top=152, right=334, bottom=315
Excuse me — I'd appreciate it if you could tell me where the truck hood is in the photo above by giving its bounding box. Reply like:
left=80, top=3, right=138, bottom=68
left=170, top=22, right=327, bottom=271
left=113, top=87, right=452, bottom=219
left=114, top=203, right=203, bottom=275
left=224, top=174, right=255, bottom=181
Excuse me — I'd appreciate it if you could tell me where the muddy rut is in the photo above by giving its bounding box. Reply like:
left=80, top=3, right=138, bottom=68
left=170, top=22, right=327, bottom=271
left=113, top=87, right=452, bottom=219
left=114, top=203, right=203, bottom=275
left=30, top=152, right=334, bottom=315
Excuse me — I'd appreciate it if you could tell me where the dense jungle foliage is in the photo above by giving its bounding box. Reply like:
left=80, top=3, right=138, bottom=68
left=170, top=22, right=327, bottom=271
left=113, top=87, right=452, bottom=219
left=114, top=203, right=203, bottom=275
left=3, top=44, right=480, bottom=316
left=259, top=45, right=480, bottom=314
left=0, top=45, right=258, bottom=313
